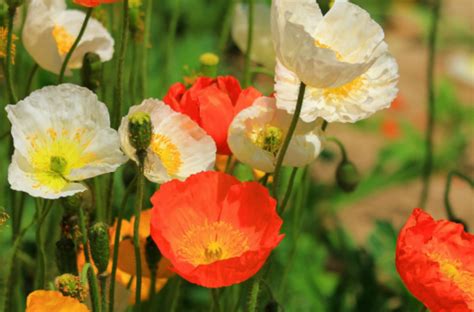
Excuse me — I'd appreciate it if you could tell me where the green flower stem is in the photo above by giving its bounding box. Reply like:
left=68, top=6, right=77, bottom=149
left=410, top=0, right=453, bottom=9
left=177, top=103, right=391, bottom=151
left=148, top=269, right=156, bottom=301
left=78, top=206, right=101, bottom=312
left=109, top=175, right=137, bottom=312
left=164, top=0, right=181, bottom=86
left=99, top=274, right=107, bottom=312
left=5, top=6, right=18, bottom=104
left=35, top=199, right=53, bottom=289
left=218, top=0, right=235, bottom=55
left=272, top=82, right=306, bottom=198
left=419, top=0, right=441, bottom=207
left=278, top=167, right=298, bottom=214
left=444, top=171, right=473, bottom=225
left=24, top=63, right=39, bottom=97
left=247, top=275, right=260, bottom=312
left=243, top=0, right=254, bottom=87
left=112, top=0, right=130, bottom=128
left=326, top=137, right=348, bottom=162
left=133, top=162, right=146, bottom=311
left=211, top=288, right=221, bottom=312
left=141, top=0, right=153, bottom=99
left=169, top=278, right=182, bottom=312
left=58, top=8, right=94, bottom=84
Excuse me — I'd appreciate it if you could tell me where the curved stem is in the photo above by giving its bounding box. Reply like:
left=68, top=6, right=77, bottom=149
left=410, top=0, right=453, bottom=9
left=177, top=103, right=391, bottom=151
left=326, top=137, right=348, bottom=162
left=444, top=171, right=473, bottom=224
left=133, top=163, right=145, bottom=310
left=419, top=0, right=441, bottom=208
left=24, top=63, right=39, bottom=97
left=112, top=0, right=130, bottom=128
left=243, top=0, right=254, bottom=87
left=58, top=8, right=94, bottom=83
left=272, top=82, right=306, bottom=197
left=279, top=167, right=298, bottom=214
left=109, top=175, right=137, bottom=312
left=78, top=206, right=101, bottom=312
left=5, top=6, right=18, bottom=104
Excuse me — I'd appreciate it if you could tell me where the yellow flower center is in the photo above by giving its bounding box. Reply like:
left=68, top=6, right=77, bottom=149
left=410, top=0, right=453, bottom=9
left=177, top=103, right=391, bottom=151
left=0, top=27, right=17, bottom=64
left=150, top=134, right=182, bottom=176
left=250, top=125, right=284, bottom=156
left=28, top=128, right=96, bottom=192
left=176, top=221, right=249, bottom=266
left=52, top=25, right=75, bottom=56
left=428, top=252, right=474, bottom=301
left=322, top=76, right=366, bottom=100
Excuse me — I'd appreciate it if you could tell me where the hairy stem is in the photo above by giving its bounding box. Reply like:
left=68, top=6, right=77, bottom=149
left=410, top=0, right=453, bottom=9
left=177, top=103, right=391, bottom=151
left=133, top=162, right=145, bottom=310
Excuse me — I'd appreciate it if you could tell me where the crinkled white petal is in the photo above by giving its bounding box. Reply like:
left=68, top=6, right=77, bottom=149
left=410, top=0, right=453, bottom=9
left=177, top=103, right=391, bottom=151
left=275, top=49, right=399, bottom=123
left=232, top=3, right=276, bottom=70
left=228, top=97, right=323, bottom=173
left=271, top=0, right=386, bottom=88
left=23, top=0, right=114, bottom=75
left=6, top=84, right=126, bottom=198
left=119, top=99, right=216, bottom=184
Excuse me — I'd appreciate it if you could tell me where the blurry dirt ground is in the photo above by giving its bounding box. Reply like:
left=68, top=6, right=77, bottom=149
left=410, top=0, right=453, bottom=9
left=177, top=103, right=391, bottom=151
left=315, top=0, right=474, bottom=243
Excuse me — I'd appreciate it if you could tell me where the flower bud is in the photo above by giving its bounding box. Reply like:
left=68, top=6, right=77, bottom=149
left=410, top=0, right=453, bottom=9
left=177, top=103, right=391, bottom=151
left=88, top=222, right=110, bottom=273
left=336, top=160, right=360, bottom=192
left=61, top=188, right=93, bottom=215
left=55, top=274, right=88, bottom=302
left=128, top=112, right=152, bottom=156
left=81, top=52, right=102, bottom=93
left=145, top=235, right=161, bottom=274
left=56, top=237, right=78, bottom=275
left=199, top=52, right=219, bottom=78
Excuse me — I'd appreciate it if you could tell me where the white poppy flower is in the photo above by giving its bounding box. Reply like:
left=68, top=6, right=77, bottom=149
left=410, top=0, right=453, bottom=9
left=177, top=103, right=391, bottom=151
left=231, top=3, right=276, bottom=70
left=6, top=84, right=127, bottom=199
left=272, top=0, right=399, bottom=123
left=228, top=97, right=323, bottom=173
left=119, top=99, right=217, bottom=184
left=22, top=0, right=114, bottom=75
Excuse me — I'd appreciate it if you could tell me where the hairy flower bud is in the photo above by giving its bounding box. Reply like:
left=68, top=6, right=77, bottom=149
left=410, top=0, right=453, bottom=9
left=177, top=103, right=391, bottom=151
left=56, top=237, right=78, bottom=275
left=336, top=160, right=360, bottom=192
left=61, top=188, right=93, bottom=214
left=145, top=235, right=161, bottom=274
left=81, top=52, right=102, bottom=93
left=55, top=274, right=88, bottom=302
left=88, top=222, right=110, bottom=273
left=128, top=112, right=152, bottom=158
left=199, top=52, right=219, bottom=78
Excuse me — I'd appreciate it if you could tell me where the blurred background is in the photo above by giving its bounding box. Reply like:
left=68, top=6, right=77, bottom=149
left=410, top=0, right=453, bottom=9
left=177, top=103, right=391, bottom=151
left=0, top=0, right=473, bottom=311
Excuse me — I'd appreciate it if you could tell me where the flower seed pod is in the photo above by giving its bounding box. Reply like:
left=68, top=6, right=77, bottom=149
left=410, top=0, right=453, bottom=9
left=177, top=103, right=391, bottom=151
left=81, top=52, right=102, bottom=93
left=128, top=112, right=152, bottom=159
left=55, top=237, right=78, bottom=275
left=88, top=222, right=110, bottom=273
left=199, top=52, right=219, bottom=78
left=336, top=160, right=360, bottom=192
left=55, top=274, right=88, bottom=302
left=145, top=235, right=161, bottom=274
left=61, top=188, right=93, bottom=215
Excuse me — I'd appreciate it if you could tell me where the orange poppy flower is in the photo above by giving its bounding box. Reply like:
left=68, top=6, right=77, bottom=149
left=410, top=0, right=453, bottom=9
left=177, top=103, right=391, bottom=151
left=73, top=0, right=120, bottom=8
left=163, top=76, right=262, bottom=155
left=26, top=290, right=89, bottom=312
left=150, top=171, right=284, bottom=288
left=396, top=208, right=474, bottom=311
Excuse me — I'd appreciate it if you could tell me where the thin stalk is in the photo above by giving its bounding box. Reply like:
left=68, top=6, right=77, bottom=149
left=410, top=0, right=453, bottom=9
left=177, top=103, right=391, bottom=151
left=133, top=162, right=145, bottom=310
left=164, top=0, right=181, bottom=86
left=247, top=276, right=260, bottom=312
left=35, top=200, right=53, bottom=289
left=224, top=156, right=234, bottom=174
left=243, top=0, right=254, bottom=87
left=24, top=63, right=39, bottom=96
left=218, top=0, right=235, bottom=55
left=112, top=0, right=130, bottom=128
left=419, top=0, right=441, bottom=207
left=99, top=275, right=107, bottom=312
left=78, top=206, right=101, bottom=312
left=444, top=171, right=473, bottom=225
left=272, top=82, right=306, bottom=197
left=169, top=278, right=182, bottom=312
left=211, top=289, right=221, bottom=312
left=108, top=175, right=137, bottom=312
left=326, top=137, right=348, bottom=161
left=148, top=269, right=156, bottom=301
left=58, top=8, right=94, bottom=83
left=279, top=167, right=298, bottom=214
left=141, top=0, right=153, bottom=98
left=5, top=6, right=18, bottom=104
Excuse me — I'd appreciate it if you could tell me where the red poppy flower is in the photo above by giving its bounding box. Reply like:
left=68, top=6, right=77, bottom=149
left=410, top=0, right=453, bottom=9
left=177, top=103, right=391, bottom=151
left=74, top=0, right=120, bottom=8
left=163, top=76, right=262, bottom=155
left=396, top=208, right=474, bottom=311
left=150, top=171, right=284, bottom=288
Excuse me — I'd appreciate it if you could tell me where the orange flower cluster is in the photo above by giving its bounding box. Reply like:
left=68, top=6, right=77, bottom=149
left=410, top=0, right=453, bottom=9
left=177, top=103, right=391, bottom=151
left=73, top=0, right=120, bottom=8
